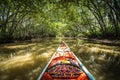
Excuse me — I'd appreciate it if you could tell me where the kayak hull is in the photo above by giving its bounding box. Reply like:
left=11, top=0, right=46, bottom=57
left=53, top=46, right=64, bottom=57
left=37, top=42, right=95, bottom=80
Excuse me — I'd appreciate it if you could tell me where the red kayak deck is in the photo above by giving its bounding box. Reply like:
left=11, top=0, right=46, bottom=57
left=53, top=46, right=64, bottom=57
left=38, top=42, right=93, bottom=80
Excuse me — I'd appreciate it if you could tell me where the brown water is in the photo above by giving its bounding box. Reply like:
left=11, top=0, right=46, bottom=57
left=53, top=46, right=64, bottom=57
left=0, top=38, right=120, bottom=80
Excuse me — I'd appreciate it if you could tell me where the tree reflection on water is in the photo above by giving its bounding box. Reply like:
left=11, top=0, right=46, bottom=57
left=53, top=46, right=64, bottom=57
left=0, top=38, right=120, bottom=80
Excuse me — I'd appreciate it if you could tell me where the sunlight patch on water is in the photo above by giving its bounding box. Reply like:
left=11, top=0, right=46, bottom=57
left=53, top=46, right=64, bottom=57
left=78, top=45, right=120, bottom=55
left=84, top=43, right=120, bottom=55
left=0, top=53, right=34, bottom=70
left=17, top=50, right=27, bottom=55
left=28, top=66, right=41, bottom=78
left=40, top=52, right=52, bottom=58
left=3, top=43, right=36, bottom=49
left=0, top=46, right=55, bottom=72
left=89, top=47, right=120, bottom=55
left=37, top=49, right=55, bottom=58
left=89, top=47, right=98, bottom=52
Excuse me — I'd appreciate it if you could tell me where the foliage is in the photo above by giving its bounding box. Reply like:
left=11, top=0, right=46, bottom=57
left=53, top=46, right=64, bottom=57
left=0, top=0, right=120, bottom=42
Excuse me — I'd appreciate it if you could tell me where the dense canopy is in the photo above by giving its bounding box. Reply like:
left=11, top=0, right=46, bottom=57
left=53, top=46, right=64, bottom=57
left=0, top=0, right=120, bottom=42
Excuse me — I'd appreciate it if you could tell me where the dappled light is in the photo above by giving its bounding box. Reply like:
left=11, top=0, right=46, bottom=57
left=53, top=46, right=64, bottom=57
left=0, top=0, right=120, bottom=80
left=0, top=38, right=120, bottom=80
left=67, top=38, right=120, bottom=80
left=0, top=39, right=58, bottom=80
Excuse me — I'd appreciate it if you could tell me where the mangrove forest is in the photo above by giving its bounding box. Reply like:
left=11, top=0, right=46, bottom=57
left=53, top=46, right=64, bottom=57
left=0, top=0, right=120, bottom=80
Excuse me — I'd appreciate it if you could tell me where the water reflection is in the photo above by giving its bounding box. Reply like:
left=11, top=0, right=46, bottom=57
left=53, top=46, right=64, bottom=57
left=0, top=39, right=58, bottom=80
left=65, top=38, right=120, bottom=80
left=0, top=38, right=120, bottom=80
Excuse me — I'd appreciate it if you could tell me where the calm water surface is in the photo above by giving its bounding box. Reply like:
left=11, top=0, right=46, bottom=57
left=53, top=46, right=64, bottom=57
left=0, top=38, right=120, bottom=80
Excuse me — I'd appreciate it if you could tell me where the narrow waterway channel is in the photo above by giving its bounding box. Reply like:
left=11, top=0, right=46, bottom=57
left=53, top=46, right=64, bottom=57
left=0, top=38, right=120, bottom=80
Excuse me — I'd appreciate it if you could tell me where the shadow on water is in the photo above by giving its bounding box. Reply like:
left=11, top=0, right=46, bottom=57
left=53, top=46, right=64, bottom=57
left=63, top=38, right=120, bottom=80
left=0, top=38, right=120, bottom=80
left=0, top=38, right=60, bottom=80
left=84, top=38, right=120, bottom=52
left=102, top=54, right=120, bottom=80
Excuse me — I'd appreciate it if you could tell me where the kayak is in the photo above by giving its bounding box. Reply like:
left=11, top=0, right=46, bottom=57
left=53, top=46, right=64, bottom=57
left=37, top=41, right=95, bottom=80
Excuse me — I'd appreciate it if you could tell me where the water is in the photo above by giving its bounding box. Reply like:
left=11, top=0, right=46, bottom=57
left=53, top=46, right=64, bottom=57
left=0, top=38, right=120, bottom=80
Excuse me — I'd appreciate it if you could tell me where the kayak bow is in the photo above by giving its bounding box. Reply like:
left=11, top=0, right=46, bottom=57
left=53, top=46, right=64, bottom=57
left=37, top=41, right=95, bottom=80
